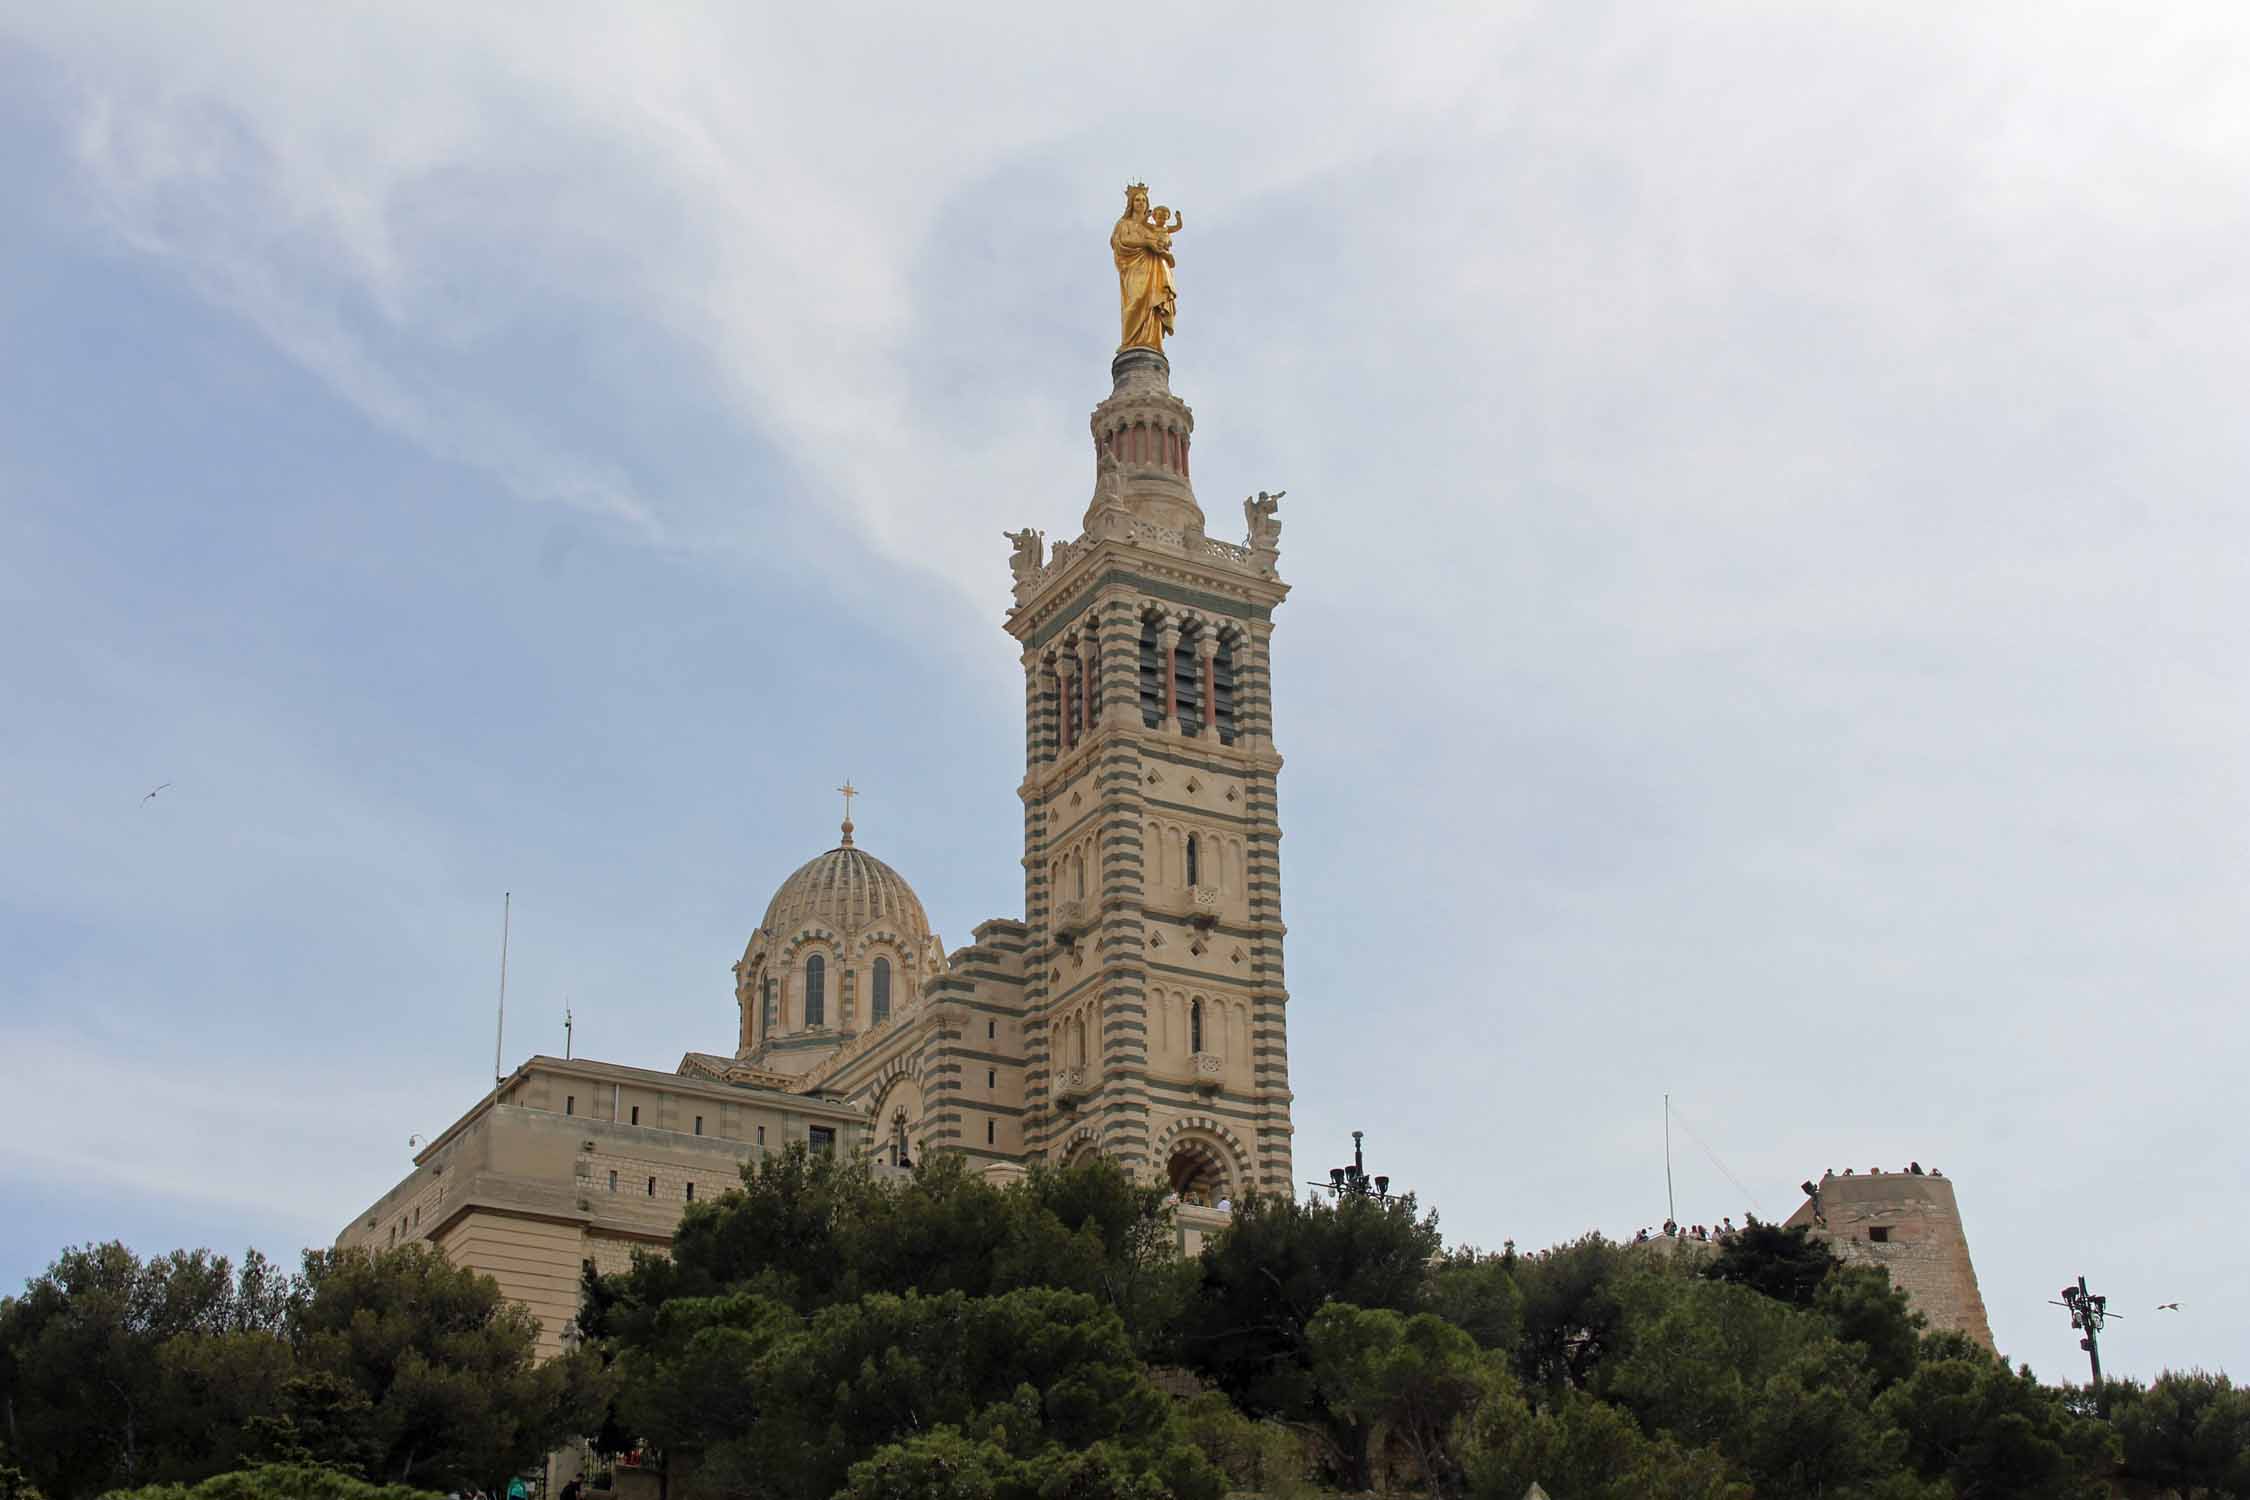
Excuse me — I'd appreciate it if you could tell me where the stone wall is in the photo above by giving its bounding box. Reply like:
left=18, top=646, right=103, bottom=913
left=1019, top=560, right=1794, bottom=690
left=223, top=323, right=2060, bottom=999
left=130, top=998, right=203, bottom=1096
left=1786, top=1170, right=1993, bottom=1348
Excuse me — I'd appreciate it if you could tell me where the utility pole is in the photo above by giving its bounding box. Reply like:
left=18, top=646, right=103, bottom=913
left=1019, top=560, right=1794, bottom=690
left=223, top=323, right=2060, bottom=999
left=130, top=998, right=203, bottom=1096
left=2054, top=1275, right=2115, bottom=1413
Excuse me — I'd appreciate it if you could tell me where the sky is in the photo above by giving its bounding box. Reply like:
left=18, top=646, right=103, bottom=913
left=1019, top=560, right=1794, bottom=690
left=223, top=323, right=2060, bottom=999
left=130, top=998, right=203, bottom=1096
left=2, top=3, right=2245, bottom=1382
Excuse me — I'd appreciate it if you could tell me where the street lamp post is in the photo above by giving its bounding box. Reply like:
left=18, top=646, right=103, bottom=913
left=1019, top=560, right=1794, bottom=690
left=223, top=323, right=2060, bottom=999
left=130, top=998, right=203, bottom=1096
left=1306, top=1129, right=1395, bottom=1201
left=2053, top=1275, right=2116, bottom=1414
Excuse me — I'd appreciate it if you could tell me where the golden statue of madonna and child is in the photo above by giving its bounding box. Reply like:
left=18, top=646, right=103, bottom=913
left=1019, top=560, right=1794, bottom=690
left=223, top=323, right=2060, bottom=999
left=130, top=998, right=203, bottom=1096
left=1111, top=182, right=1183, bottom=353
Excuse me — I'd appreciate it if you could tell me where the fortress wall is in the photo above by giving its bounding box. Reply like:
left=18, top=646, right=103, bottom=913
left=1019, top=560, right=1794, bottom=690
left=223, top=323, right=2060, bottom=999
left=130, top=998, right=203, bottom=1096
left=1787, top=1171, right=1993, bottom=1348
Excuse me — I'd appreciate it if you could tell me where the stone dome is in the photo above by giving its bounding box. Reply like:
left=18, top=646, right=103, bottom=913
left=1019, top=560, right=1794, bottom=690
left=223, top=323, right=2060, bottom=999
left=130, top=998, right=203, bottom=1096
left=756, top=824, right=932, bottom=948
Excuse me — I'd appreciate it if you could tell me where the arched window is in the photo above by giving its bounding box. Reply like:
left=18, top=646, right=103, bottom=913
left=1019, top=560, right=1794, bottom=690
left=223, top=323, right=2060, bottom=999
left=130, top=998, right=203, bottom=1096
left=1074, top=849, right=1086, bottom=899
left=872, top=957, right=892, bottom=1024
left=1072, top=1015, right=1087, bottom=1070
left=892, top=1113, right=910, bottom=1167
left=804, top=955, right=826, bottom=1027
left=1190, top=997, right=1205, bottom=1054
left=1185, top=833, right=1200, bottom=888
left=761, top=975, right=776, bottom=1035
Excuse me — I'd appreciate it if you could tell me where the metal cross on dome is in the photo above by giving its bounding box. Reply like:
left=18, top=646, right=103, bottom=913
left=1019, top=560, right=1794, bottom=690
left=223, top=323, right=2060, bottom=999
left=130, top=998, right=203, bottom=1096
left=838, top=780, right=858, bottom=821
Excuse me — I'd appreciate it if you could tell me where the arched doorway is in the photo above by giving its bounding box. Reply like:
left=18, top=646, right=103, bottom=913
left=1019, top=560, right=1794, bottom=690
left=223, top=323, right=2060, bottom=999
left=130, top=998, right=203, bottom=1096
left=1165, top=1135, right=1234, bottom=1207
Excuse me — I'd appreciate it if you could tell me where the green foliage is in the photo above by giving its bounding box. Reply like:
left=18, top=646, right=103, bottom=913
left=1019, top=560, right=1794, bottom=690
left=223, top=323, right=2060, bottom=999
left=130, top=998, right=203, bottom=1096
left=597, top=1149, right=1191, bottom=1356
left=0, top=1244, right=292, bottom=1498
left=290, top=1245, right=611, bottom=1488
left=610, top=1285, right=1217, bottom=1500
left=1461, top=1376, right=1747, bottom=1500
left=1180, top=1188, right=1442, bottom=1423
left=1701, top=1218, right=1839, bottom=1306
left=1877, top=1335, right=2117, bottom=1499
left=1508, top=1234, right=1632, bottom=1391
left=1600, top=1271, right=1927, bottom=1497
left=7, top=1159, right=2205, bottom=1500
left=0, top=1243, right=604, bottom=1499
left=2108, top=1369, right=2250, bottom=1496
left=1814, top=1264, right=1926, bottom=1391
left=1427, top=1246, right=1525, bottom=1356
left=840, top=1428, right=1207, bottom=1500
left=98, top=1463, right=440, bottom=1500
left=1176, top=1390, right=1314, bottom=1500
left=1306, top=1303, right=1493, bottom=1493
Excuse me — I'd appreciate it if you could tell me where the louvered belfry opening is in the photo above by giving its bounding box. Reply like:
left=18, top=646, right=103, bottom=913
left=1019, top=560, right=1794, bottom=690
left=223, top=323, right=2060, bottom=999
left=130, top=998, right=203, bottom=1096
left=1139, top=621, right=1164, bottom=728
left=1212, top=638, right=1236, bottom=745
left=1172, top=635, right=1203, bottom=731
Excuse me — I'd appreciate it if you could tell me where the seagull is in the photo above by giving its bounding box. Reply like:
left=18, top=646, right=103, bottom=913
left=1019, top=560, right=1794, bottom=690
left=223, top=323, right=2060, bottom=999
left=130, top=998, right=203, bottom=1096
left=142, top=782, right=172, bottom=804
left=2157, top=1302, right=2181, bottom=1311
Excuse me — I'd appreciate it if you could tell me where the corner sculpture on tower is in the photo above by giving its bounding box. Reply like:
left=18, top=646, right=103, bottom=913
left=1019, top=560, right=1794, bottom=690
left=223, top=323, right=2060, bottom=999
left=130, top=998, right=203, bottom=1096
left=332, top=187, right=1298, bottom=1369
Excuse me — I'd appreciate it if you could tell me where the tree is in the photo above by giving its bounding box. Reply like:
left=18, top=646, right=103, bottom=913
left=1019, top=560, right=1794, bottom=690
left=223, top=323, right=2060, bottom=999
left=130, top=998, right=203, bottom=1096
left=1182, top=1189, right=1442, bottom=1425
left=1877, top=1334, right=2115, bottom=1500
left=1599, top=1270, right=1924, bottom=1498
left=1427, top=1246, right=1525, bottom=1356
left=613, top=1286, right=1218, bottom=1500
left=1460, top=1377, right=1746, bottom=1500
left=99, top=1463, right=440, bottom=1500
left=1306, top=1303, right=1494, bottom=1494
left=1509, top=1235, right=1631, bottom=1392
left=0, top=1244, right=286, bottom=1498
left=1702, top=1219, right=1838, bottom=1307
left=1176, top=1390, right=1314, bottom=1500
left=290, top=1245, right=610, bottom=1490
left=2108, top=1369, right=2250, bottom=1498
left=1814, top=1265, right=1925, bottom=1392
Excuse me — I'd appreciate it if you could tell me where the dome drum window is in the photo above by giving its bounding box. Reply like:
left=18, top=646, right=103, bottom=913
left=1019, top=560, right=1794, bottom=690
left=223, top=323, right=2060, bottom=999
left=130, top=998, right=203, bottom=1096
left=803, top=955, right=826, bottom=1028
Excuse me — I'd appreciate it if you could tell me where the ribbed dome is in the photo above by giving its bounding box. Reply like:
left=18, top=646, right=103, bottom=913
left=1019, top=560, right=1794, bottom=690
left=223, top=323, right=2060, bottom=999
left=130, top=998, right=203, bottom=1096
left=757, top=838, right=932, bottom=946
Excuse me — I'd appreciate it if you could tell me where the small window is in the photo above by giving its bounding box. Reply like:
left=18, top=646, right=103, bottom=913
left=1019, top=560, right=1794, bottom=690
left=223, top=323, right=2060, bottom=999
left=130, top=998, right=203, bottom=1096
left=694, top=1115, right=704, bottom=1136
left=988, top=1068, right=996, bottom=1089
left=646, top=1177, right=656, bottom=1197
left=1186, top=833, right=1200, bottom=887
left=413, top=1206, right=420, bottom=1226
left=872, top=957, right=892, bottom=1024
left=809, top=1126, right=835, bottom=1155
left=1191, top=997, right=1205, bottom=1054
left=758, top=1125, right=766, bottom=1146
left=608, top=1170, right=618, bottom=1192
left=987, top=1119, right=996, bottom=1145
left=685, top=1182, right=695, bottom=1202
left=761, top=975, right=776, bottom=1034
left=1869, top=1226, right=1892, bottom=1243
left=630, top=1105, right=640, bottom=1126
left=805, top=955, right=826, bottom=1027
left=1074, top=850, right=1087, bottom=899
left=565, top=1095, right=575, bottom=1117
left=988, top=1019, right=996, bottom=1039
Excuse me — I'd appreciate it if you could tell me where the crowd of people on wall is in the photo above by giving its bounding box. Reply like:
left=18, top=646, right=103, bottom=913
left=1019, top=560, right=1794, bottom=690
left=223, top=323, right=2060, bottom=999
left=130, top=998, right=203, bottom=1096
left=1622, top=1162, right=1949, bottom=1246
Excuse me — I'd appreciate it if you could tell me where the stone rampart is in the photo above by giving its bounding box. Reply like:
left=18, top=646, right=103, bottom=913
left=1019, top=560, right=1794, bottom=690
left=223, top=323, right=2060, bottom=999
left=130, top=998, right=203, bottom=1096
left=1787, top=1170, right=1993, bottom=1348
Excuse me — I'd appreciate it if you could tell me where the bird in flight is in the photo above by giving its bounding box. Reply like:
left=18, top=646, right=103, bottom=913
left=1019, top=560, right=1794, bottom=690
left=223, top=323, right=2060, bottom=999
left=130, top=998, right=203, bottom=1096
left=2157, top=1302, right=2182, bottom=1311
left=142, top=782, right=172, bottom=804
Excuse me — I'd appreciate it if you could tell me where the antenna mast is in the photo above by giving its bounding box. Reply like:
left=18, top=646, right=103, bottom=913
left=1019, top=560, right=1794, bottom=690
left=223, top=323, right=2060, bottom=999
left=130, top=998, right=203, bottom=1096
left=493, top=892, right=510, bottom=1086
left=1664, top=1093, right=1676, bottom=1225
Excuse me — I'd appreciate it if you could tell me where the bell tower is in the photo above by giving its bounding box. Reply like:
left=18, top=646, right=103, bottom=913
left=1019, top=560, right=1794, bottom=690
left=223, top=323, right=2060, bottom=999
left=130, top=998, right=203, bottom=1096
left=1003, top=335, right=1293, bottom=1198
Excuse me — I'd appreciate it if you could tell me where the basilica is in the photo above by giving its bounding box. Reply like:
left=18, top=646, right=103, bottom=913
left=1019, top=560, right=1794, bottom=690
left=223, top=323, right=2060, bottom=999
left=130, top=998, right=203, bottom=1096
left=338, top=199, right=1296, bottom=1354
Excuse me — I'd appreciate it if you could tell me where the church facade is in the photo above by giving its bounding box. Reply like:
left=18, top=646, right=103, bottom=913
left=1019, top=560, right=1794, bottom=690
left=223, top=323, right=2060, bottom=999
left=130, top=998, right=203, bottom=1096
left=338, top=336, right=1296, bottom=1351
